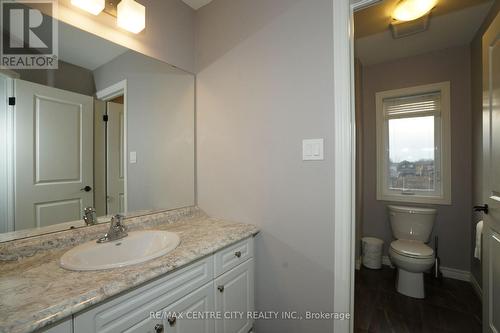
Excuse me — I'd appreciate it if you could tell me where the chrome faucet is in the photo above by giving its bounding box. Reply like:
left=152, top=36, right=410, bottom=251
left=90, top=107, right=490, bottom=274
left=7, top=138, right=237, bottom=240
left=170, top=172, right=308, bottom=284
left=83, top=207, right=97, bottom=226
left=97, top=214, right=128, bottom=243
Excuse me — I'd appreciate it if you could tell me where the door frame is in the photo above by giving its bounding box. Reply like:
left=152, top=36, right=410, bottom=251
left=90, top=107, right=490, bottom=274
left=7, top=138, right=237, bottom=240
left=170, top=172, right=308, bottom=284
left=332, top=1, right=381, bottom=332
left=96, top=80, right=128, bottom=214
left=0, top=72, right=16, bottom=233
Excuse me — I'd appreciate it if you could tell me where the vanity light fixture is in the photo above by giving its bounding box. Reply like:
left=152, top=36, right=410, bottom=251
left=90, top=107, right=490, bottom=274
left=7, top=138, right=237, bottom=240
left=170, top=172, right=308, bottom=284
left=393, top=0, right=437, bottom=22
left=117, top=0, right=146, bottom=34
left=71, top=0, right=105, bottom=15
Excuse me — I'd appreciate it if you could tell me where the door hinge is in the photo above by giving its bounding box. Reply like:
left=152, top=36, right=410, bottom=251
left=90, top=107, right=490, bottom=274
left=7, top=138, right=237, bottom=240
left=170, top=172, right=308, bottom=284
left=103, top=114, right=109, bottom=122
left=8, top=97, right=15, bottom=106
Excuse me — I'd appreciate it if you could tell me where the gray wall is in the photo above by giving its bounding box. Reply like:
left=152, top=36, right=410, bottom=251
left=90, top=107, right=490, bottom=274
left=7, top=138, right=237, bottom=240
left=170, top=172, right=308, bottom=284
left=361, top=46, right=472, bottom=271
left=470, top=1, right=500, bottom=287
left=15, top=60, right=95, bottom=96
left=56, top=0, right=196, bottom=72
left=195, top=0, right=335, bottom=332
left=133, top=0, right=195, bottom=72
left=93, top=51, right=195, bottom=213
left=355, top=58, right=364, bottom=261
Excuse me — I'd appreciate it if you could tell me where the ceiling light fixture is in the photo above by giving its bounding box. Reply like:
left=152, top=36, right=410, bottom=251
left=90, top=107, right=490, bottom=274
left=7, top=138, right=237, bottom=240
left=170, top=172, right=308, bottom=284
left=393, top=0, right=437, bottom=22
left=117, top=0, right=146, bottom=34
left=71, top=0, right=105, bottom=15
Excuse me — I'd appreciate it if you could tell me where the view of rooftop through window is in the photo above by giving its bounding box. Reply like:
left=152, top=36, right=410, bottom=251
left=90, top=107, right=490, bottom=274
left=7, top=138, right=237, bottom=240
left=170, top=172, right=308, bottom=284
left=388, top=116, right=436, bottom=192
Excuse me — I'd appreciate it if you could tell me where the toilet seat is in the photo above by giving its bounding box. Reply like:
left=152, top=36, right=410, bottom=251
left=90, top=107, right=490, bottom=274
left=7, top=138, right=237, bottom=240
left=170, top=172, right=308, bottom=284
left=390, top=240, right=434, bottom=259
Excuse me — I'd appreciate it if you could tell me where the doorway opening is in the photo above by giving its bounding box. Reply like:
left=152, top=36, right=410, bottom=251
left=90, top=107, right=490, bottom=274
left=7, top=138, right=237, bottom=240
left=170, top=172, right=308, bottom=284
left=352, top=0, right=498, bottom=331
left=96, top=81, right=128, bottom=217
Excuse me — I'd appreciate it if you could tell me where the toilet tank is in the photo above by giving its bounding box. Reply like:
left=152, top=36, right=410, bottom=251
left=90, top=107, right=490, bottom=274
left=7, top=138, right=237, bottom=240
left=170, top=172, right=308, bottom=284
left=388, top=205, right=437, bottom=242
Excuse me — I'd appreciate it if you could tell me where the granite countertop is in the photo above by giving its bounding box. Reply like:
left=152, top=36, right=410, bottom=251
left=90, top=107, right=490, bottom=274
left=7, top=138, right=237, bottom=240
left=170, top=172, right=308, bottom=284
left=0, top=209, right=259, bottom=333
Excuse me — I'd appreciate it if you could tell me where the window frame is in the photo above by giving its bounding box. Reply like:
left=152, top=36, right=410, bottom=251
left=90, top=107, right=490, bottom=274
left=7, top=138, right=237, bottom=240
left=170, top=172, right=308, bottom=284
left=376, top=82, right=451, bottom=205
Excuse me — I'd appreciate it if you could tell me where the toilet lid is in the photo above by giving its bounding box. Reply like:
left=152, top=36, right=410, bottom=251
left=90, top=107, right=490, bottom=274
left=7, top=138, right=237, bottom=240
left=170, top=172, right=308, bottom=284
left=391, top=240, right=434, bottom=258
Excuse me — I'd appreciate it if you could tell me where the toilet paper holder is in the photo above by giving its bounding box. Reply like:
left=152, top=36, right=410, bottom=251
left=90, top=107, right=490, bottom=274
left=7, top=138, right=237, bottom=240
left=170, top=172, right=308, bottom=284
left=473, top=204, right=488, bottom=214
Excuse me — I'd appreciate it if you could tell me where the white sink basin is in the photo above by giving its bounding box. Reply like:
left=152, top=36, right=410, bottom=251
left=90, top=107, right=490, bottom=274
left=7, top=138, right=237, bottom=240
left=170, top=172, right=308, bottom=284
left=60, top=230, right=180, bottom=271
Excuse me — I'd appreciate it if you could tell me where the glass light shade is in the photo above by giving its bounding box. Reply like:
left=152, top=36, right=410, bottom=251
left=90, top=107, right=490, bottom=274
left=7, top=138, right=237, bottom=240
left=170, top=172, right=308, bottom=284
left=393, top=0, right=438, bottom=22
left=71, top=0, right=105, bottom=15
left=117, top=0, right=146, bottom=34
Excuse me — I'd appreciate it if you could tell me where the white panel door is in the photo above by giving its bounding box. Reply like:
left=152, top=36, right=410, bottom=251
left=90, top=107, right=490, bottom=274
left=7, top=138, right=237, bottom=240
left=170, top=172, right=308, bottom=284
left=214, top=259, right=254, bottom=333
left=106, top=101, right=125, bottom=215
left=482, top=11, right=500, bottom=333
left=15, top=79, right=93, bottom=230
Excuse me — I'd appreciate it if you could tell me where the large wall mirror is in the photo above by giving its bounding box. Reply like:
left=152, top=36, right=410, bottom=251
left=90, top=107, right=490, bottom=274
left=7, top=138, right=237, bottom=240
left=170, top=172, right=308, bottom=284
left=0, top=20, right=195, bottom=240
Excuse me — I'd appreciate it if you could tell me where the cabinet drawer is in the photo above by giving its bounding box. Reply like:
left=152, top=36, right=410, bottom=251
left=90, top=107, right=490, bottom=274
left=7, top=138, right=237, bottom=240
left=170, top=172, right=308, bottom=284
left=214, top=237, right=254, bottom=277
left=74, top=256, right=214, bottom=333
left=40, top=318, right=73, bottom=333
left=122, top=316, right=162, bottom=333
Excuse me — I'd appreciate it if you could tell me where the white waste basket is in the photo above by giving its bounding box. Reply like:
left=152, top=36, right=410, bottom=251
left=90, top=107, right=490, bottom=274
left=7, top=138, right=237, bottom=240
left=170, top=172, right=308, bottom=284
left=362, top=237, right=384, bottom=269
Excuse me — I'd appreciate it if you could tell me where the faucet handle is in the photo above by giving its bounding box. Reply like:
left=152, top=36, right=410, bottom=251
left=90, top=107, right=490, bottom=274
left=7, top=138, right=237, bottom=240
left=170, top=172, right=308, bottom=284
left=82, top=207, right=97, bottom=225
left=111, top=214, right=126, bottom=230
left=84, top=206, right=96, bottom=213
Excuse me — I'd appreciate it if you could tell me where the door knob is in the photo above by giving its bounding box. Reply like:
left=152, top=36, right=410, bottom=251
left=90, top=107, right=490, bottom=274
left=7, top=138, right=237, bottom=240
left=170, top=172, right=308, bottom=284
left=154, top=324, right=164, bottom=333
left=473, top=204, right=488, bottom=214
left=80, top=186, right=92, bottom=192
left=234, top=251, right=242, bottom=258
left=167, top=316, right=177, bottom=326
left=218, top=285, right=224, bottom=292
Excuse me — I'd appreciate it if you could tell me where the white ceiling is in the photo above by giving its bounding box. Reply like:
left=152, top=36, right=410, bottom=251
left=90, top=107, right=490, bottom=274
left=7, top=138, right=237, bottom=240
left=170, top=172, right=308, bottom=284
left=182, top=0, right=213, bottom=10
left=355, top=2, right=493, bottom=66
left=58, top=21, right=128, bottom=71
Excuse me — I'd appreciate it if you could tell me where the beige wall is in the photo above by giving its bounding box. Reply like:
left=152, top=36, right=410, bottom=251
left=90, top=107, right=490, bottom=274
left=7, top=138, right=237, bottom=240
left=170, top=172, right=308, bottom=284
left=361, top=46, right=472, bottom=271
left=195, top=0, right=335, bottom=331
left=470, top=1, right=500, bottom=287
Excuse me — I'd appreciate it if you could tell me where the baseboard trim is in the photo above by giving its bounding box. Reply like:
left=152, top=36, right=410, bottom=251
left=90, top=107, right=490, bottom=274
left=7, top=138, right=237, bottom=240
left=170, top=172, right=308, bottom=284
left=439, top=266, right=471, bottom=282
left=359, top=255, right=482, bottom=298
left=360, top=255, right=474, bottom=284
left=470, top=274, right=483, bottom=300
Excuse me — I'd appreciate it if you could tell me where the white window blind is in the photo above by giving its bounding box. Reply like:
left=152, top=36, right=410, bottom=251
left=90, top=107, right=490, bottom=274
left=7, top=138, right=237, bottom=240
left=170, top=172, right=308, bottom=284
left=383, top=92, right=441, bottom=118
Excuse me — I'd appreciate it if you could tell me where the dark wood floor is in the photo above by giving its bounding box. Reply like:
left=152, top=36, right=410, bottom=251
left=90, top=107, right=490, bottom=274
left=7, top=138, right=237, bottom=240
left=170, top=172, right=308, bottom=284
left=354, top=266, right=482, bottom=333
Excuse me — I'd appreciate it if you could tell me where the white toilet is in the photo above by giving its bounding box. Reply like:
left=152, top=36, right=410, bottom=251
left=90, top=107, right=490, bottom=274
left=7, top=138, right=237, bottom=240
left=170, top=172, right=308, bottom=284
left=388, top=205, right=437, bottom=299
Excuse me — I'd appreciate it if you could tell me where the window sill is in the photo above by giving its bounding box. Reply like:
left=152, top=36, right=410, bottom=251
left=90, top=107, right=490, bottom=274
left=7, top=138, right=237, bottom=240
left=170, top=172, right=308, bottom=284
left=377, top=193, right=451, bottom=205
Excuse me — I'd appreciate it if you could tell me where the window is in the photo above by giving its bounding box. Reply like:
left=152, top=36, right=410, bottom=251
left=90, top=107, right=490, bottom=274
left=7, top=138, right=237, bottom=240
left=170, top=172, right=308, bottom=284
left=376, top=82, right=451, bottom=205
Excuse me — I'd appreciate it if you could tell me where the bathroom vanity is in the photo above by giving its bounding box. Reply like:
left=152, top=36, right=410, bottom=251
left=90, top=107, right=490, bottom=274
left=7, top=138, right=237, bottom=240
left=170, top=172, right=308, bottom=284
left=0, top=6, right=259, bottom=333
left=0, top=208, right=259, bottom=333
left=49, top=240, right=254, bottom=333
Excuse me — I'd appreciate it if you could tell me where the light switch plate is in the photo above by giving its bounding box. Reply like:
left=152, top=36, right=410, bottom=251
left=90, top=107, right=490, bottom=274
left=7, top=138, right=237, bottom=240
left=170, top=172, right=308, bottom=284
left=129, top=151, right=137, bottom=164
left=302, top=139, right=324, bottom=161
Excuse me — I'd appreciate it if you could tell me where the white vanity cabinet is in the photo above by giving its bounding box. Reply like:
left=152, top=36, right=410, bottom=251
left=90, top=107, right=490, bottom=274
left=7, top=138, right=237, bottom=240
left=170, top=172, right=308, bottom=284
left=70, top=237, right=254, bottom=333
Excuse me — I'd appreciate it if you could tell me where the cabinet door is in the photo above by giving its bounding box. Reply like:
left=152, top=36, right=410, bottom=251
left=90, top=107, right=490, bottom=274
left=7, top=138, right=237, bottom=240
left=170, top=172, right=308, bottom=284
left=162, top=282, right=215, bottom=333
left=214, top=259, right=254, bottom=333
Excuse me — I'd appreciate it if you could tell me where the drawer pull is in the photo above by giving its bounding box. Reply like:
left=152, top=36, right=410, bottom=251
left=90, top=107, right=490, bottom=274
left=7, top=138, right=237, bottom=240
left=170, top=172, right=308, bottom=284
left=218, top=285, right=225, bottom=292
left=167, top=316, right=177, bottom=326
left=154, top=324, right=164, bottom=333
left=234, top=251, right=242, bottom=258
